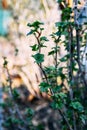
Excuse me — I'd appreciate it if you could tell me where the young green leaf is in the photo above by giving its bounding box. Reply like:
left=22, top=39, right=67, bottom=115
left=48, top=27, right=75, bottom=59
left=32, top=53, right=44, bottom=63
left=30, top=44, right=39, bottom=51
left=40, top=36, right=49, bottom=42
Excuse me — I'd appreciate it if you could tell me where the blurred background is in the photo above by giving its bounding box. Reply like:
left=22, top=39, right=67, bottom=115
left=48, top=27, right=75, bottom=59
left=0, top=0, right=61, bottom=97
left=0, top=1, right=63, bottom=129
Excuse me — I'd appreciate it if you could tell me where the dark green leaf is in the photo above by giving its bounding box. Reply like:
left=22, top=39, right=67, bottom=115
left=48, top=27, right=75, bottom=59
left=70, top=101, right=84, bottom=112
left=51, top=100, right=63, bottom=109
left=39, top=82, right=50, bottom=92
left=59, top=54, right=69, bottom=62
left=60, top=57, right=67, bottom=62
left=27, top=21, right=44, bottom=28
left=30, top=44, right=39, bottom=51
left=48, top=50, right=55, bottom=55
left=0, top=102, right=7, bottom=108
left=40, top=36, right=49, bottom=42
left=32, top=53, right=44, bottom=63
left=25, top=108, right=34, bottom=117
left=12, top=89, right=20, bottom=99
left=39, top=43, right=47, bottom=48
left=3, top=57, right=8, bottom=68
left=55, top=31, right=61, bottom=36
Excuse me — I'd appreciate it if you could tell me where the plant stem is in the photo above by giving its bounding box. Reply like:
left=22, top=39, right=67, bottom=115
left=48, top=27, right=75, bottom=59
left=54, top=34, right=61, bottom=86
left=68, top=26, right=77, bottom=130
left=38, top=63, right=54, bottom=95
left=58, top=109, right=73, bottom=130
left=75, top=25, right=87, bottom=91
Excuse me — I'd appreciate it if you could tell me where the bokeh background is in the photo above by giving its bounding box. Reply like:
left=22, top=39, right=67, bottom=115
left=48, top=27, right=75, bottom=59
left=0, top=0, right=62, bottom=97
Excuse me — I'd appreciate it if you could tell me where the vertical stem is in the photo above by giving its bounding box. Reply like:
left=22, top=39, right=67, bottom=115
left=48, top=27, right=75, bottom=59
left=34, top=32, right=54, bottom=95
left=68, top=26, right=77, bottom=130
left=74, top=0, right=80, bottom=66
left=74, top=1, right=87, bottom=90
left=55, top=34, right=61, bottom=86
left=55, top=42, right=58, bottom=86
left=58, top=109, right=73, bottom=130
left=69, top=27, right=73, bottom=79
left=76, top=26, right=80, bottom=67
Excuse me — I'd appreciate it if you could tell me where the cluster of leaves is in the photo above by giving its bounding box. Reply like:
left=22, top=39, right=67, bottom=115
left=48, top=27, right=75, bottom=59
left=27, top=1, right=87, bottom=129
left=1, top=1, right=87, bottom=130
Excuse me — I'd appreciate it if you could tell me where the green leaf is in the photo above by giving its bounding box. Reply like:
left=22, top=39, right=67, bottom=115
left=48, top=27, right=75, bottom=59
left=0, top=102, right=7, bottom=108
left=80, top=114, right=87, bottom=124
left=53, top=92, right=67, bottom=100
left=27, top=21, right=44, bottom=28
left=32, top=53, right=44, bottom=63
left=62, top=7, right=72, bottom=21
left=25, top=108, right=34, bottom=117
left=30, top=44, right=39, bottom=51
left=40, top=36, right=49, bottom=42
left=39, top=82, right=50, bottom=92
left=5, top=117, right=22, bottom=125
left=60, top=57, right=67, bottom=62
left=59, top=73, right=66, bottom=80
left=55, top=22, right=68, bottom=28
left=51, top=100, right=63, bottom=109
left=55, top=31, right=61, bottom=36
left=59, top=54, right=69, bottom=62
left=3, top=57, right=8, bottom=68
left=27, top=30, right=35, bottom=35
left=70, top=101, right=84, bottom=112
left=12, top=89, right=20, bottom=99
left=40, top=28, right=44, bottom=31
left=39, top=43, right=47, bottom=48
left=61, top=31, right=68, bottom=36
left=48, top=50, right=55, bottom=55
left=37, top=124, right=44, bottom=130
left=58, top=92, right=67, bottom=99
left=45, top=66, right=56, bottom=71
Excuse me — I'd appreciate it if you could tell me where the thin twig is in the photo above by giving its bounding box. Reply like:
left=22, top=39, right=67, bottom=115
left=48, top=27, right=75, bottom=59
left=58, top=109, right=73, bottom=130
